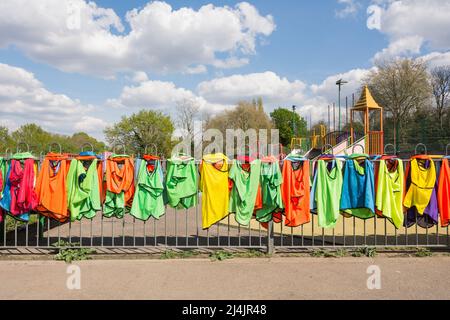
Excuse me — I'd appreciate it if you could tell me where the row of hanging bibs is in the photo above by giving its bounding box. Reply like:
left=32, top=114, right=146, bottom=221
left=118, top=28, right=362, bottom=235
left=1, top=149, right=450, bottom=233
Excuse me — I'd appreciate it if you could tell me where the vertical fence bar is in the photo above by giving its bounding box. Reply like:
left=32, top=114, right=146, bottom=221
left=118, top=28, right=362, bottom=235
left=415, top=211, right=419, bottom=246
left=185, top=209, right=188, bottom=247
left=112, top=217, right=115, bottom=246
left=363, top=220, right=366, bottom=246
left=342, top=216, right=345, bottom=246
left=122, top=214, right=125, bottom=247
left=0, top=221, right=4, bottom=247
left=153, top=219, right=156, bottom=247
left=237, top=224, right=240, bottom=247
left=57, top=221, right=60, bottom=246
left=321, top=227, right=325, bottom=246
left=14, top=220, right=17, bottom=247
left=311, top=212, right=314, bottom=247
left=25, top=222, right=29, bottom=247
left=405, top=220, right=408, bottom=246
left=80, top=220, right=82, bottom=246
left=291, top=227, right=294, bottom=247
left=164, top=206, right=167, bottom=246
left=47, top=217, right=50, bottom=247
left=301, top=224, right=304, bottom=247
left=374, top=216, right=377, bottom=246
left=217, top=221, right=220, bottom=247
left=259, top=222, right=262, bottom=247
left=101, top=214, right=104, bottom=247
left=267, top=220, right=274, bottom=254
left=248, top=223, right=251, bottom=247
left=436, top=222, right=439, bottom=246
left=175, top=208, right=178, bottom=247
left=68, top=220, right=72, bottom=244
left=90, top=219, right=93, bottom=247
left=132, top=217, right=136, bottom=247
left=227, top=215, right=230, bottom=247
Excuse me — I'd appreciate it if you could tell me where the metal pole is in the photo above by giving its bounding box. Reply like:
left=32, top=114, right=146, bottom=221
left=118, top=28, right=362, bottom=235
left=333, top=103, right=336, bottom=131
left=328, top=105, right=330, bottom=131
left=267, top=220, right=274, bottom=254
left=338, top=85, right=341, bottom=132
left=292, top=105, right=297, bottom=137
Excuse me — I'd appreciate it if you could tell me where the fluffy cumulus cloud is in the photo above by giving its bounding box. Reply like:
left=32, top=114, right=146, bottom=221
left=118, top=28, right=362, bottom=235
left=0, top=0, right=275, bottom=78
left=311, top=68, right=376, bottom=102
left=0, top=63, right=106, bottom=136
left=369, top=0, right=450, bottom=63
left=105, top=79, right=228, bottom=115
left=197, top=71, right=307, bottom=106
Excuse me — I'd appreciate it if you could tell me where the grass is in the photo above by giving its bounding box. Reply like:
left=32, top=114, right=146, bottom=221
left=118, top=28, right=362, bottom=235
left=160, top=250, right=201, bottom=260
left=309, top=248, right=350, bottom=258
left=352, top=247, right=377, bottom=258
left=414, top=248, right=433, bottom=257
left=209, top=250, right=235, bottom=261
left=52, top=240, right=96, bottom=263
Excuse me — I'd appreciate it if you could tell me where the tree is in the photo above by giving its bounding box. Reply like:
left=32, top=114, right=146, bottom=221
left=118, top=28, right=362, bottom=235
left=206, top=99, right=273, bottom=133
left=270, top=108, right=308, bottom=146
left=364, top=59, right=431, bottom=148
left=0, top=126, right=12, bottom=153
left=11, top=123, right=52, bottom=153
left=104, top=110, right=174, bottom=157
left=68, top=132, right=106, bottom=153
left=175, top=98, right=200, bottom=140
left=431, top=65, right=450, bottom=131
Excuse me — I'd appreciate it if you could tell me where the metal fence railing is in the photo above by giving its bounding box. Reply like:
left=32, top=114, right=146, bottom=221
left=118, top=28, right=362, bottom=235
left=0, top=157, right=449, bottom=254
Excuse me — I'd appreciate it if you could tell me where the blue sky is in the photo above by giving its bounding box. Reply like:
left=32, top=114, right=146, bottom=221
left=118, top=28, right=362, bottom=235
left=0, top=0, right=449, bottom=139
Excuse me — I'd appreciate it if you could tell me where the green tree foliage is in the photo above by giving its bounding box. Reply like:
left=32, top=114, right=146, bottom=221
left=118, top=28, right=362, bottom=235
left=11, top=123, right=52, bottom=153
left=270, top=108, right=308, bottom=146
left=104, top=110, right=174, bottom=157
left=1, top=123, right=104, bottom=155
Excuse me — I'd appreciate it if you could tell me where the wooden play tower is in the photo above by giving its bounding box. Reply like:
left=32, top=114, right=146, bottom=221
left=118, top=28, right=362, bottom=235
left=350, top=85, right=384, bottom=155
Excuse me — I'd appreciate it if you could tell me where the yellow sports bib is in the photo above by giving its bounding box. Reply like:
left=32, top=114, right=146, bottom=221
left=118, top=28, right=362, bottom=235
left=404, top=158, right=436, bottom=214
left=200, top=153, right=230, bottom=229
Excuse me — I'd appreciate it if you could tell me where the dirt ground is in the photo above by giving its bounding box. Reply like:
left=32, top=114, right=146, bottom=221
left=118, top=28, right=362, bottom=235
left=0, top=256, right=449, bottom=300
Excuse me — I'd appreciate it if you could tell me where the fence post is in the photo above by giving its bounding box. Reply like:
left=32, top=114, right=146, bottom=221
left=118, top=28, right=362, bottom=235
left=266, top=220, right=274, bottom=255
left=0, top=221, right=4, bottom=246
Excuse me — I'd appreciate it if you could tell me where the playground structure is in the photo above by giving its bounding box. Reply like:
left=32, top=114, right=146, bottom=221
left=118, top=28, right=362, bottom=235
left=291, top=85, right=385, bottom=158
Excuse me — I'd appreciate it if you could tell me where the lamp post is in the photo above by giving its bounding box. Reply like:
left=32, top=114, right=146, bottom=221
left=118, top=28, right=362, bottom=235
left=336, top=79, right=348, bottom=132
left=292, top=105, right=297, bottom=137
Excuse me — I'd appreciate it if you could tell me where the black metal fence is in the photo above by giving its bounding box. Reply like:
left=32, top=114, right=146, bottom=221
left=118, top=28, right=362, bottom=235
left=0, top=157, right=448, bottom=254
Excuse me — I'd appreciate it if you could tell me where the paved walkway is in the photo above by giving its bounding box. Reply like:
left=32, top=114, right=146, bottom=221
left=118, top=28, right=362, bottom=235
left=0, top=256, right=449, bottom=300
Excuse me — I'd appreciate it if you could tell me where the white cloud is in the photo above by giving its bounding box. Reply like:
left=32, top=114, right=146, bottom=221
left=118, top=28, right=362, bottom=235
left=131, top=71, right=149, bottom=83
left=373, top=35, right=423, bottom=62
left=197, top=71, right=307, bottom=106
left=420, top=51, right=450, bottom=68
left=105, top=79, right=229, bottom=117
left=0, top=63, right=105, bottom=137
left=0, top=0, right=275, bottom=78
left=336, top=0, right=361, bottom=18
left=311, top=68, right=374, bottom=103
left=370, top=0, right=450, bottom=61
